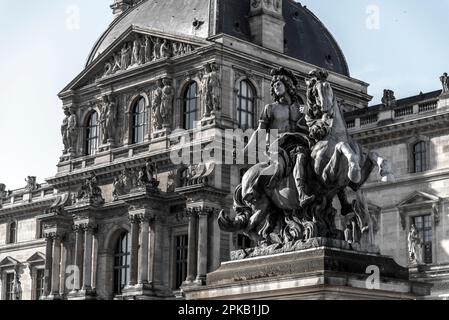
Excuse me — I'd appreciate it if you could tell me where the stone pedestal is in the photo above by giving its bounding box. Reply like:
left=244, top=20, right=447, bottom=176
left=183, top=240, right=432, bottom=300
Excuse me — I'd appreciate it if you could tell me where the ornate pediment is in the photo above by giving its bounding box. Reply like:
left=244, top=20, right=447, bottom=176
left=397, top=191, right=442, bottom=230
left=0, top=256, right=20, bottom=269
left=26, top=252, right=45, bottom=265
left=397, top=191, right=440, bottom=208
left=69, top=27, right=204, bottom=90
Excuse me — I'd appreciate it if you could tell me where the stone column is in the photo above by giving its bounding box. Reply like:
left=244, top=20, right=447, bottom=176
left=186, top=210, right=198, bottom=282
left=138, top=215, right=150, bottom=285
left=50, top=235, right=62, bottom=297
left=149, top=217, right=163, bottom=286
left=196, top=209, right=209, bottom=284
left=72, top=225, right=84, bottom=291
left=128, top=216, right=140, bottom=286
left=82, top=225, right=94, bottom=292
left=43, top=236, right=53, bottom=297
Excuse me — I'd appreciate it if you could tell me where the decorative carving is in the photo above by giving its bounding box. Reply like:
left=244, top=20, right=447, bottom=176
left=152, top=79, right=164, bottom=130
left=113, top=168, right=133, bottom=200
left=161, top=78, right=174, bottom=128
left=61, top=107, right=78, bottom=155
left=440, top=72, right=449, bottom=94
left=128, top=160, right=160, bottom=193
left=25, top=176, right=40, bottom=192
left=180, top=163, right=215, bottom=187
left=381, top=89, right=396, bottom=108
left=98, top=33, right=198, bottom=81
left=408, top=224, right=423, bottom=265
left=218, top=67, right=395, bottom=252
left=76, top=172, right=104, bottom=206
left=0, top=183, right=7, bottom=199
left=99, top=94, right=117, bottom=145
left=201, top=62, right=221, bottom=118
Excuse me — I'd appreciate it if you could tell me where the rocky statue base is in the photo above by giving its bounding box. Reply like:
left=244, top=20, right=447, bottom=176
left=183, top=242, right=431, bottom=300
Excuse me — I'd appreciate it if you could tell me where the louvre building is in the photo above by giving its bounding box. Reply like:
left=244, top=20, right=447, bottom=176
left=1, top=0, right=449, bottom=300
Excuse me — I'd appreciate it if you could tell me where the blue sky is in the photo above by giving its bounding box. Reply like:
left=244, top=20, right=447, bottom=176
left=0, top=0, right=448, bottom=190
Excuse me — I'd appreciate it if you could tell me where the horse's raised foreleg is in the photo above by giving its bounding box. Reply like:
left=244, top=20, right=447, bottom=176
left=322, top=142, right=361, bottom=184
left=368, top=151, right=396, bottom=183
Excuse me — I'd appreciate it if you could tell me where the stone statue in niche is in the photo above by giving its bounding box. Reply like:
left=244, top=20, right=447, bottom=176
left=218, top=67, right=395, bottom=250
left=99, top=95, right=117, bottom=145
left=408, top=224, right=423, bottom=265
left=161, top=78, right=175, bottom=128
left=61, top=107, right=78, bottom=154
left=152, top=79, right=164, bottom=130
left=120, top=43, right=131, bottom=70
left=381, top=89, right=396, bottom=108
left=61, top=108, right=70, bottom=153
left=440, top=72, right=449, bottom=93
left=201, top=62, right=221, bottom=118
left=77, top=172, right=104, bottom=205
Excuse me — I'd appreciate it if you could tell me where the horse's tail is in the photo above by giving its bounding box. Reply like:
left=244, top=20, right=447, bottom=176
left=218, top=185, right=250, bottom=232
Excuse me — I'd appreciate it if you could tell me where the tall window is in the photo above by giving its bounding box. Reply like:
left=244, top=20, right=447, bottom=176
left=413, top=215, right=433, bottom=264
left=183, top=82, right=199, bottom=130
left=8, top=221, right=17, bottom=244
left=237, top=80, right=255, bottom=130
left=6, top=273, right=15, bottom=301
left=35, top=269, right=45, bottom=300
left=132, top=97, right=148, bottom=144
left=113, top=232, right=131, bottom=295
left=85, top=112, right=99, bottom=156
left=175, top=235, right=188, bottom=289
left=413, top=141, right=427, bottom=173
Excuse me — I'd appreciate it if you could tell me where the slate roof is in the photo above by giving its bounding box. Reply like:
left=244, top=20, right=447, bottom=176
left=86, top=0, right=350, bottom=76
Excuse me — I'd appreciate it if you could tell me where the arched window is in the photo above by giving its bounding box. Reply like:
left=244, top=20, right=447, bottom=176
left=132, top=97, right=148, bottom=144
left=237, top=80, right=256, bottom=130
left=183, top=82, right=199, bottom=130
left=413, top=141, right=427, bottom=173
left=85, top=112, right=99, bottom=156
left=113, top=232, right=131, bottom=295
left=8, top=221, right=17, bottom=244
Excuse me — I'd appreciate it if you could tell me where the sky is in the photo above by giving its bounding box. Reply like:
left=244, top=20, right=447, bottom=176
left=0, top=0, right=448, bottom=190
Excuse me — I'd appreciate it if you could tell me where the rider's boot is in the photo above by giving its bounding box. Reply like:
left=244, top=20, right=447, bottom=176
left=296, top=179, right=315, bottom=208
left=348, top=155, right=362, bottom=184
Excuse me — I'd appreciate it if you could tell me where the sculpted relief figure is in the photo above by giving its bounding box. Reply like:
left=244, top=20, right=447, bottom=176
left=99, top=95, right=117, bottom=145
left=143, top=36, right=153, bottom=63
left=61, top=107, right=78, bottom=154
left=151, top=37, right=162, bottom=60
left=381, top=89, right=396, bottom=108
left=408, top=224, right=423, bottom=264
left=441, top=72, right=449, bottom=93
left=219, top=67, right=395, bottom=249
left=77, top=172, right=104, bottom=205
left=25, top=176, right=39, bottom=191
left=131, top=37, right=141, bottom=66
left=201, top=63, right=221, bottom=117
left=152, top=79, right=164, bottom=130
left=0, top=183, right=8, bottom=199
left=121, top=43, right=131, bottom=70
left=161, top=78, right=175, bottom=127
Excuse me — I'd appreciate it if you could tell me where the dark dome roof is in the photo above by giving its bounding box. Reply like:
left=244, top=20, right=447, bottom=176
left=87, top=0, right=349, bottom=76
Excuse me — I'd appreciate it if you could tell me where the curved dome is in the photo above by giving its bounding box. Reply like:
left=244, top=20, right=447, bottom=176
left=87, top=0, right=349, bottom=76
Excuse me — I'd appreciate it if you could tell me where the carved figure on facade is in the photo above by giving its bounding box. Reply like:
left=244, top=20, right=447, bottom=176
left=76, top=172, right=104, bottom=205
left=167, top=169, right=178, bottom=193
left=441, top=72, right=449, bottom=93
left=99, top=95, right=117, bottom=145
left=133, top=160, right=160, bottom=193
left=62, top=107, right=78, bottom=155
left=219, top=67, right=395, bottom=250
left=381, top=89, right=396, bottom=108
left=152, top=79, right=164, bottom=130
left=201, top=62, right=221, bottom=118
left=25, top=176, right=40, bottom=192
left=408, top=224, right=423, bottom=265
left=113, top=168, right=133, bottom=200
left=161, top=78, right=175, bottom=128
left=0, top=183, right=7, bottom=198
left=97, top=33, right=198, bottom=80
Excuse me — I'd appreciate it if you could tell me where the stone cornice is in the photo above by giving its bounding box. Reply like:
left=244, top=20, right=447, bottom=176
left=0, top=198, right=56, bottom=220
left=350, top=111, right=449, bottom=146
left=0, top=239, right=46, bottom=254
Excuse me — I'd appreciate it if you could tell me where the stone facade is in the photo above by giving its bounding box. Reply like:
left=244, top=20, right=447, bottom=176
left=1, top=0, right=448, bottom=300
